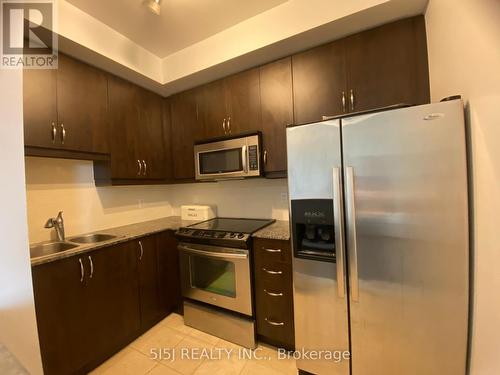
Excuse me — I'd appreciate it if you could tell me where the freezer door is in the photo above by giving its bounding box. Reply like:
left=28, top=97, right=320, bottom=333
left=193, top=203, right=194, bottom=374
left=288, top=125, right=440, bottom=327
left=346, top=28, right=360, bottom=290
left=342, top=100, right=469, bottom=375
left=287, top=120, right=350, bottom=375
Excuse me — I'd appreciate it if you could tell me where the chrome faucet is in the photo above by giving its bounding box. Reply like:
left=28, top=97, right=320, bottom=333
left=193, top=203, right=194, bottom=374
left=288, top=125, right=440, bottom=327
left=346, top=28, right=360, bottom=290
left=45, top=211, right=65, bottom=241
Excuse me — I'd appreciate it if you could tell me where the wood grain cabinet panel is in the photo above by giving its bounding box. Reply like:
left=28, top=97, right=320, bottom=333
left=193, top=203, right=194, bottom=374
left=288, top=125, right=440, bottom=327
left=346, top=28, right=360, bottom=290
left=56, top=54, right=109, bottom=153
left=170, top=89, right=201, bottom=180
left=23, top=68, right=58, bottom=149
left=158, top=231, right=183, bottom=314
left=292, top=39, right=347, bottom=124
left=260, top=58, right=294, bottom=175
left=253, top=238, right=295, bottom=349
left=345, top=15, right=430, bottom=112
left=199, top=79, right=228, bottom=139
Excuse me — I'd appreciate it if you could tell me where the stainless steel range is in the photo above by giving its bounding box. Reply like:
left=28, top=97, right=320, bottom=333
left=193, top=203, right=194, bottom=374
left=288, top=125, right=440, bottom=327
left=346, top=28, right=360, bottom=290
left=175, top=218, right=274, bottom=348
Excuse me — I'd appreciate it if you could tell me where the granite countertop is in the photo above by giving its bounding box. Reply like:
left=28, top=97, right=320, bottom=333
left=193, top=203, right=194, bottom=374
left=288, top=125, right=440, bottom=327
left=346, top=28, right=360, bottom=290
left=30, top=216, right=200, bottom=266
left=253, top=220, right=290, bottom=241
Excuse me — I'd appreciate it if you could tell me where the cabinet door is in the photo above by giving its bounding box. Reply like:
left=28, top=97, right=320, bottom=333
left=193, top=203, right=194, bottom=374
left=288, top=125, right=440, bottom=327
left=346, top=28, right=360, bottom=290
left=86, top=243, right=141, bottom=361
left=292, top=39, right=347, bottom=124
left=225, top=68, right=261, bottom=135
left=57, top=54, right=109, bottom=153
left=108, top=76, right=142, bottom=179
left=138, top=88, right=165, bottom=179
left=136, top=235, right=164, bottom=330
left=163, top=98, right=174, bottom=181
left=158, top=231, right=182, bottom=314
left=170, top=89, right=200, bottom=180
left=32, top=255, right=92, bottom=375
left=199, top=79, right=228, bottom=139
left=260, top=58, right=293, bottom=174
left=345, top=16, right=430, bottom=112
left=23, top=68, right=58, bottom=149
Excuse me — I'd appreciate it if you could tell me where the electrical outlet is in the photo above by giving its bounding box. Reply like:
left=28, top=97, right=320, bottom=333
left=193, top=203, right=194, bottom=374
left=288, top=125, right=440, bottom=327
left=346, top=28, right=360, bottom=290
left=280, top=192, right=288, bottom=202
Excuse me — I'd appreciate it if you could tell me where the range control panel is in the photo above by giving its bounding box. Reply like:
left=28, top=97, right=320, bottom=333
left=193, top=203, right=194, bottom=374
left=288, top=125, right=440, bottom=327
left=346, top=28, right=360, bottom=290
left=175, top=228, right=251, bottom=248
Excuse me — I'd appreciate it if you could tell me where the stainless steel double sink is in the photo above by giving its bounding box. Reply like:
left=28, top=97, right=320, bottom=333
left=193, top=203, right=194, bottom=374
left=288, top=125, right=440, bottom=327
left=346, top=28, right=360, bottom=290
left=30, top=233, right=118, bottom=259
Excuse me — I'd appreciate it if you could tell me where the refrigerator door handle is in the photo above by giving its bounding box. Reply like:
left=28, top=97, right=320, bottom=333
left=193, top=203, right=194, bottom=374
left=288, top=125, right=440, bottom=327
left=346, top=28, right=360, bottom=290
left=345, top=166, right=359, bottom=302
left=333, top=167, right=346, bottom=298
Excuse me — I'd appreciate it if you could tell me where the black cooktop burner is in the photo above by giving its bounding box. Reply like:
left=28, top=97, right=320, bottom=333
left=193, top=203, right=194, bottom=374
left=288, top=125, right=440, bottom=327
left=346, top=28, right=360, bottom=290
left=176, top=218, right=275, bottom=249
left=187, top=218, right=275, bottom=234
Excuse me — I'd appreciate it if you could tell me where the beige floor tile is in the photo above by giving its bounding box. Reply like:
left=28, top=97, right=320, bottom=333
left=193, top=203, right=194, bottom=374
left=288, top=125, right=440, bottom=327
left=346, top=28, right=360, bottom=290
left=90, top=347, right=157, bottom=375
left=162, top=336, right=215, bottom=375
left=254, top=344, right=297, bottom=375
left=147, top=363, right=183, bottom=375
left=192, top=356, right=247, bottom=375
left=240, top=360, right=287, bottom=375
left=160, top=314, right=196, bottom=335
left=131, top=325, right=185, bottom=357
left=186, top=327, right=222, bottom=346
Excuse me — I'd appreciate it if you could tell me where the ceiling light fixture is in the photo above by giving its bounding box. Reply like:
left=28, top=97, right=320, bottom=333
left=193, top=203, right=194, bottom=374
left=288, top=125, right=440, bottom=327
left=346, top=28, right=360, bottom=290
left=143, top=0, right=162, bottom=15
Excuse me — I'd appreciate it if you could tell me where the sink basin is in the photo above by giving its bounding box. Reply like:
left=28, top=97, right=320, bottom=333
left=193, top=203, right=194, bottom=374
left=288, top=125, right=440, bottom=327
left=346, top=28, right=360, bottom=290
left=30, top=242, right=79, bottom=258
left=69, top=233, right=117, bottom=244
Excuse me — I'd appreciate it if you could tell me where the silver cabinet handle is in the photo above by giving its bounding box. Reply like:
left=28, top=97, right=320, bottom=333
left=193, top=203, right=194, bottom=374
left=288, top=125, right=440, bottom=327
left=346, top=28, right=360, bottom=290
left=262, top=267, right=282, bottom=275
left=265, top=318, right=284, bottom=326
left=345, top=166, right=359, bottom=302
left=341, top=91, right=346, bottom=113
left=88, top=256, right=94, bottom=279
left=263, top=150, right=268, bottom=165
left=227, top=117, right=231, bottom=134
left=142, top=160, right=147, bottom=176
left=51, top=122, right=57, bottom=143
left=138, top=240, right=144, bottom=260
left=222, top=118, right=227, bottom=134
left=350, top=89, right=355, bottom=111
left=264, top=289, right=283, bottom=297
left=263, top=247, right=281, bottom=253
left=78, top=258, right=84, bottom=283
left=333, top=167, right=346, bottom=299
left=60, top=124, right=66, bottom=144
left=137, top=160, right=142, bottom=176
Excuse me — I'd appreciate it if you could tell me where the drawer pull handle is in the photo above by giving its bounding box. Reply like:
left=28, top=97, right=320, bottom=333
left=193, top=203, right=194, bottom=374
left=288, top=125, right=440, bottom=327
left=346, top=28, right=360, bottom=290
left=263, top=248, right=282, bottom=253
left=262, top=268, right=282, bottom=275
left=264, top=289, right=283, bottom=297
left=265, top=318, right=285, bottom=326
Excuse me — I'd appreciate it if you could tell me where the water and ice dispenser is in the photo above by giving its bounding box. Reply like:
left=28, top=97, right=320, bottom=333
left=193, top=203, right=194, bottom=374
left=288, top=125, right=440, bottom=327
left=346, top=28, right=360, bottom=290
left=291, top=199, right=336, bottom=262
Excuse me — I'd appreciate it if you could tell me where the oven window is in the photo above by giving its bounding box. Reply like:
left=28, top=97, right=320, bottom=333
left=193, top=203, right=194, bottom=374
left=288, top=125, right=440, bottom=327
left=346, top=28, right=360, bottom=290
left=190, top=255, right=236, bottom=298
left=199, top=148, right=243, bottom=174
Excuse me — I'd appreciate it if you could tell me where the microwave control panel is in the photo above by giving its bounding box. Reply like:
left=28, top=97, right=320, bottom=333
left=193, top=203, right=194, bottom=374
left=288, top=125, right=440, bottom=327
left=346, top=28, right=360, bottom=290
left=248, top=145, right=259, bottom=170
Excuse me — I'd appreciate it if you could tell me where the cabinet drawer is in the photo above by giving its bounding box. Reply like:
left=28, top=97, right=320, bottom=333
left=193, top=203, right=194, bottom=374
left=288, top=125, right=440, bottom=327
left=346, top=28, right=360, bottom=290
left=254, top=238, right=292, bottom=264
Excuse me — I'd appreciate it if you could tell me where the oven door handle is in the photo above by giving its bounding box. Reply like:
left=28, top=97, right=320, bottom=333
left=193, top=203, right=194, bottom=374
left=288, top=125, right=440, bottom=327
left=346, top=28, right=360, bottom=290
left=179, top=245, right=248, bottom=260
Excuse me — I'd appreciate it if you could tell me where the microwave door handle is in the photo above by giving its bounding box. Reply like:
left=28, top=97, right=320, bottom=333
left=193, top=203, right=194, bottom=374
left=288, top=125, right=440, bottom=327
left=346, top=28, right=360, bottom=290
left=179, top=245, right=248, bottom=260
left=242, top=145, right=248, bottom=172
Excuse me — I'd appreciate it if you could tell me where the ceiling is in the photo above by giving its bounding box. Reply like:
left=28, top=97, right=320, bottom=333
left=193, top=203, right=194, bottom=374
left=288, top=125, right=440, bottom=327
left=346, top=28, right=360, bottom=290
left=65, top=0, right=288, bottom=58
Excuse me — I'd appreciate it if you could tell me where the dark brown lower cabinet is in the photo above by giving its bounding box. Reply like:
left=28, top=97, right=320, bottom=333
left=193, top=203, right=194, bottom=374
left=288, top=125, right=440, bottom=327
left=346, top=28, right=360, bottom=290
left=158, top=231, right=182, bottom=314
left=136, top=235, right=164, bottom=330
left=32, top=231, right=181, bottom=375
left=253, top=238, right=295, bottom=350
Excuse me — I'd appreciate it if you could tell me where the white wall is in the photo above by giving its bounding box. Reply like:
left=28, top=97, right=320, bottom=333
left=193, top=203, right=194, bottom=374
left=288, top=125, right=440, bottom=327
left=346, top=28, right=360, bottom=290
left=25, top=158, right=289, bottom=243
left=425, top=1, right=500, bottom=374
left=0, top=71, right=43, bottom=374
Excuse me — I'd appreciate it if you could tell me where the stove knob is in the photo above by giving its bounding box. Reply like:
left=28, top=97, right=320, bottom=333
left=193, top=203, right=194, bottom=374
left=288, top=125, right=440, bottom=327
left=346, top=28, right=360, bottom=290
left=237, top=233, right=245, bottom=239
left=229, top=233, right=236, bottom=238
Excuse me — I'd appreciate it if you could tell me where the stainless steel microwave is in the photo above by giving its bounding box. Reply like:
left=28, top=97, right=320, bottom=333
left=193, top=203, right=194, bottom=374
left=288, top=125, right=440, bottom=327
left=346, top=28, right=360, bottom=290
left=194, top=132, right=262, bottom=181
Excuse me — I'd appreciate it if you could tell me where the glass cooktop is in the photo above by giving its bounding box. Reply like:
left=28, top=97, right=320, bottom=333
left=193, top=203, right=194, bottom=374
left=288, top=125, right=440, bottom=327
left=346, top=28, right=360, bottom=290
left=187, top=218, right=275, bottom=234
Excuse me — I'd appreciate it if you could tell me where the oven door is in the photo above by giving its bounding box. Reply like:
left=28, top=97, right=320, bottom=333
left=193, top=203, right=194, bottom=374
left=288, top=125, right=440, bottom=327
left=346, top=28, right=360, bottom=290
left=178, top=243, right=253, bottom=316
left=196, top=144, right=248, bottom=180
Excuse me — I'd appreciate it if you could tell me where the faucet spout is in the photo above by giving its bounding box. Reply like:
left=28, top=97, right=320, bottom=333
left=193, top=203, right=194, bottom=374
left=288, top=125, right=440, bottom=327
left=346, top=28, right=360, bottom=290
left=45, top=211, right=65, bottom=241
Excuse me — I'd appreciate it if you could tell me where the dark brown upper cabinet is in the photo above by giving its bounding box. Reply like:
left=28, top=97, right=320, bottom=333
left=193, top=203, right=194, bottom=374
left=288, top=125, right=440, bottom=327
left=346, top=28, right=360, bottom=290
left=345, top=16, right=430, bottom=112
left=292, top=15, right=429, bottom=124
left=24, top=54, right=109, bottom=157
left=259, top=57, right=294, bottom=175
left=198, top=68, right=262, bottom=138
left=56, top=54, right=109, bottom=154
left=162, top=98, right=174, bottom=181
left=292, top=39, right=347, bottom=124
left=103, top=75, right=165, bottom=183
left=170, top=89, right=201, bottom=180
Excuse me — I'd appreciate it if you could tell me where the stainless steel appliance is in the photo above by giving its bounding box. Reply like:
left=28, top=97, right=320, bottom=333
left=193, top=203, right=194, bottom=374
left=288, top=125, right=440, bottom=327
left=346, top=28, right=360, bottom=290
left=176, top=218, right=274, bottom=348
left=194, top=132, right=262, bottom=180
left=287, top=100, right=469, bottom=375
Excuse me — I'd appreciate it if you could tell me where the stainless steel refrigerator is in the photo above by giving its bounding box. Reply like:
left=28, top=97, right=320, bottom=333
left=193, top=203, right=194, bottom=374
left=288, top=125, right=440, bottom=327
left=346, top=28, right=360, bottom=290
left=287, top=100, right=469, bottom=375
